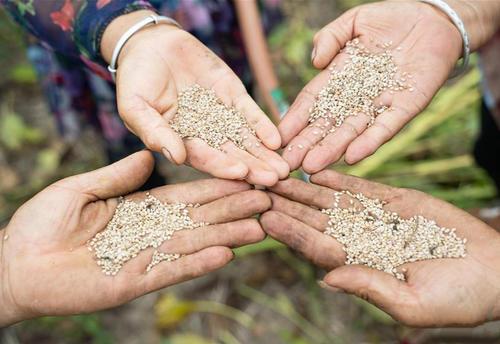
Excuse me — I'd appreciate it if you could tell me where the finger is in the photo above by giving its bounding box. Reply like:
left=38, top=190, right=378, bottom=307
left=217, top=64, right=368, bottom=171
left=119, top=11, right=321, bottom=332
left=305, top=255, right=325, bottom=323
left=323, top=265, right=413, bottom=322
left=269, top=177, right=336, bottom=209
left=302, top=113, right=371, bottom=173
left=184, top=138, right=249, bottom=180
left=237, top=128, right=290, bottom=179
left=344, top=105, right=413, bottom=164
left=268, top=192, right=329, bottom=231
left=142, top=246, right=233, bottom=292
left=310, top=170, right=395, bottom=201
left=279, top=53, right=351, bottom=149
left=128, top=178, right=251, bottom=205
left=233, top=92, right=281, bottom=150
left=159, top=219, right=265, bottom=254
left=311, top=8, right=357, bottom=69
left=278, top=69, right=331, bottom=146
left=281, top=118, right=333, bottom=171
left=260, top=211, right=345, bottom=270
left=190, top=190, right=271, bottom=224
left=54, top=150, right=154, bottom=200
left=223, top=141, right=279, bottom=187
left=120, top=219, right=264, bottom=274
left=119, top=95, right=186, bottom=165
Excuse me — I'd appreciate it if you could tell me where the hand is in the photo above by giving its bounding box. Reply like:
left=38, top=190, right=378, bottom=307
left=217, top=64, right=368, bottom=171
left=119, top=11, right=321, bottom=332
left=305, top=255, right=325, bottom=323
left=279, top=1, right=464, bottom=172
left=101, top=11, right=289, bottom=186
left=0, top=151, right=270, bottom=326
left=260, top=170, right=500, bottom=327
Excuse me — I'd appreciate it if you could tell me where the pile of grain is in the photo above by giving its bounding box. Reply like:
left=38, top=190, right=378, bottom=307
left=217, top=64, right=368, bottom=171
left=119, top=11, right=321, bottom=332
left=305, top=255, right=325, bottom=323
left=322, top=191, right=466, bottom=280
left=308, top=39, right=412, bottom=137
left=88, top=194, right=207, bottom=276
left=170, top=84, right=257, bottom=151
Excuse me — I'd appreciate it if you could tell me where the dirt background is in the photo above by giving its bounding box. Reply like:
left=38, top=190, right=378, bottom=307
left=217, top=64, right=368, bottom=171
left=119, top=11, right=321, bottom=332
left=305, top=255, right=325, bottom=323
left=1, top=1, right=500, bottom=343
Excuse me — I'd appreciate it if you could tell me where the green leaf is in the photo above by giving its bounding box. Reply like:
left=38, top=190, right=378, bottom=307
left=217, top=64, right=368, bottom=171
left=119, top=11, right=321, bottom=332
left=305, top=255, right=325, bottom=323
left=0, top=110, right=43, bottom=150
left=155, top=293, right=197, bottom=329
left=163, top=333, right=215, bottom=344
left=9, top=63, right=37, bottom=84
left=37, top=148, right=60, bottom=173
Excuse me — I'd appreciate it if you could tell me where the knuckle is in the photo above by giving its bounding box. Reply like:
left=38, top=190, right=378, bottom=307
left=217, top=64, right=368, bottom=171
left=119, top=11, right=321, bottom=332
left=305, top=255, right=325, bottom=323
left=259, top=211, right=280, bottom=232
left=248, top=190, right=272, bottom=210
left=372, top=121, right=394, bottom=139
left=247, top=220, right=266, bottom=242
left=289, top=228, right=308, bottom=251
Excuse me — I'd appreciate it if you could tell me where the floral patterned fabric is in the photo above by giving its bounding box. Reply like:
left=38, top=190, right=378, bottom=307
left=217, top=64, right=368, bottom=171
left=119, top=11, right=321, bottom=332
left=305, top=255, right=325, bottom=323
left=1, top=0, right=282, bottom=161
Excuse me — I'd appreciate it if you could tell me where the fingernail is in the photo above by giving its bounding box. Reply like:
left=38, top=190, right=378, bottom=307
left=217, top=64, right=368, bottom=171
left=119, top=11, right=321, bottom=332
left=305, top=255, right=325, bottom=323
left=162, top=147, right=179, bottom=165
left=311, top=46, right=317, bottom=63
left=318, top=280, right=344, bottom=293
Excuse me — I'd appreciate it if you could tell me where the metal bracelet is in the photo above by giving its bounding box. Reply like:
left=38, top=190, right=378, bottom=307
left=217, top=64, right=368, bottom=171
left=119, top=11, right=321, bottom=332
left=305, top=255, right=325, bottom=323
left=418, top=0, right=470, bottom=78
left=107, top=15, right=181, bottom=82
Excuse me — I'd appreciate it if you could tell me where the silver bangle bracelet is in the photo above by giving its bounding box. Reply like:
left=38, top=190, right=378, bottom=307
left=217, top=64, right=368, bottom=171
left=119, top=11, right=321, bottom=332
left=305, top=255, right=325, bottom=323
left=418, top=0, right=470, bottom=78
left=107, top=15, right=181, bottom=82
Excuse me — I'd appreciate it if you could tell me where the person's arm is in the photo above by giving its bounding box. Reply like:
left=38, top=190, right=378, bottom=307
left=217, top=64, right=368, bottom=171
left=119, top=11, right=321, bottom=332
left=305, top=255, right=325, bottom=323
left=2, top=0, right=289, bottom=186
left=441, top=0, right=500, bottom=52
left=280, top=0, right=500, bottom=173
left=0, top=151, right=270, bottom=327
left=0, top=228, right=21, bottom=326
left=96, top=7, right=289, bottom=185
left=0, top=0, right=153, bottom=69
left=260, top=171, right=500, bottom=327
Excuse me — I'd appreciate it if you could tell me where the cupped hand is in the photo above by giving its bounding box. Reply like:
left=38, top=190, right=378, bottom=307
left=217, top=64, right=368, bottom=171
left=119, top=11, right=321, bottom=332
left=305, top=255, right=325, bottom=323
left=107, top=12, right=288, bottom=186
left=280, top=1, right=463, bottom=173
left=0, top=151, right=270, bottom=326
left=260, top=170, right=500, bottom=327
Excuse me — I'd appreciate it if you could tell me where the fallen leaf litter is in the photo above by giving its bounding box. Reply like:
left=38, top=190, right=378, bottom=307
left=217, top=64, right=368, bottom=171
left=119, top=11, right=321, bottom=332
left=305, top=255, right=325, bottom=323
left=88, top=194, right=207, bottom=276
left=306, top=38, right=414, bottom=140
left=170, top=84, right=258, bottom=151
left=322, top=191, right=467, bottom=280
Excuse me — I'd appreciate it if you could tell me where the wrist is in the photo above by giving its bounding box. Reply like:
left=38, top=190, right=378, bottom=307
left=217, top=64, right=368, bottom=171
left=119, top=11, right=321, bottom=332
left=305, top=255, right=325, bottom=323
left=415, top=0, right=463, bottom=63
left=429, top=0, right=500, bottom=52
left=0, top=228, right=22, bottom=327
left=100, top=9, right=158, bottom=64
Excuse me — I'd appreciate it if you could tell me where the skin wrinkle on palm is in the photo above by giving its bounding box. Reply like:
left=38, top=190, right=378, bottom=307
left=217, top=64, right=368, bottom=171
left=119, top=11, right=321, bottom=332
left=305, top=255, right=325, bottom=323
left=114, top=20, right=288, bottom=185
left=88, top=193, right=207, bottom=276
left=0, top=152, right=271, bottom=326
left=4, top=0, right=495, bottom=330
left=261, top=171, right=500, bottom=327
left=170, top=84, right=258, bottom=151
left=322, top=190, right=466, bottom=280
left=306, top=39, right=411, bottom=139
left=279, top=1, right=465, bottom=172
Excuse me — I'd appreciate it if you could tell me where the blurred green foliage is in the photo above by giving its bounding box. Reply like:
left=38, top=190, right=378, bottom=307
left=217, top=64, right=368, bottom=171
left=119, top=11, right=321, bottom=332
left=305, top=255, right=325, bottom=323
left=9, top=62, right=37, bottom=84
left=0, top=106, right=44, bottom=150
left=0, top=0, right=496, bottom=343
left=20, top=314, right=112, bottom=344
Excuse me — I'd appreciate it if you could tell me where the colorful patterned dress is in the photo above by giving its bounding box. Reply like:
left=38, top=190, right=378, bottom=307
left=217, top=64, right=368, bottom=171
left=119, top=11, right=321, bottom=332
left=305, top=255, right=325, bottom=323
left=1, top=0, right=281, bottom=161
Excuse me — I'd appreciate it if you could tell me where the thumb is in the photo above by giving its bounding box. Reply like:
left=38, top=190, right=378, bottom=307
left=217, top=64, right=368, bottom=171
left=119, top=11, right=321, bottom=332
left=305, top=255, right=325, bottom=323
left=119, top=96, right=186, bottom=165
left=311, top=8, right=357, bottom=69
left=322, top=265, right=411, bottom=319
left=54, top=150, right=155, bottom=200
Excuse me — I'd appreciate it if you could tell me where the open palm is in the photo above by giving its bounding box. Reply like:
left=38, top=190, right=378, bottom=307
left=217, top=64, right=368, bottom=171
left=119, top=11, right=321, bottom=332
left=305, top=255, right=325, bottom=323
left=261, top=171, right=500, bottom=327
left=280, top=1, right=463, bottom=173
left=116, top=26, right=289, bottom=186
left=0, top=151, right=270, bottom=325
